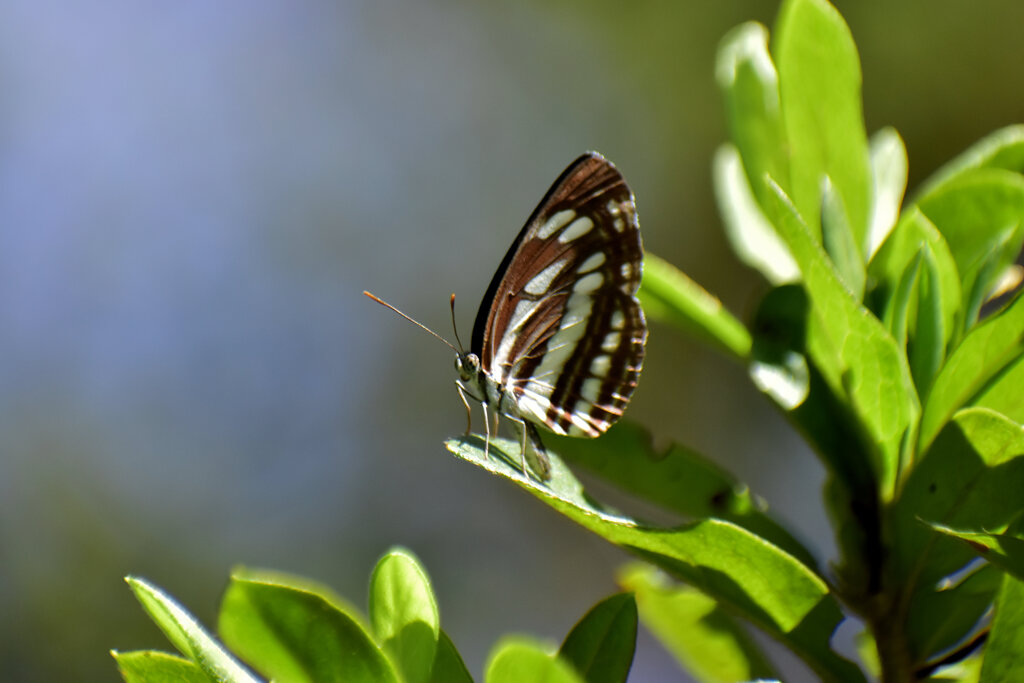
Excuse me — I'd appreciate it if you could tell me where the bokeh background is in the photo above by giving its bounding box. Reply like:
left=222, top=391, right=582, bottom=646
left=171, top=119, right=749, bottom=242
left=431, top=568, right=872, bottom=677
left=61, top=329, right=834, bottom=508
left=2, top=1, right=1023, bottom=681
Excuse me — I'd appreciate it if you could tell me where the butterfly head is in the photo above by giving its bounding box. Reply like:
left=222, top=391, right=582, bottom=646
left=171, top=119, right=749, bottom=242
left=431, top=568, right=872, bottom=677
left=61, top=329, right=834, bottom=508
left=455, top=351, right=480, bottom=382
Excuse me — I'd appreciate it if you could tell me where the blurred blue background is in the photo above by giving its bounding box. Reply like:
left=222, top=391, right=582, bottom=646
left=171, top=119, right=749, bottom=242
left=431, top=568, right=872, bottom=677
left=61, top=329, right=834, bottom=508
left=2, top=2, right=1023, bottom=681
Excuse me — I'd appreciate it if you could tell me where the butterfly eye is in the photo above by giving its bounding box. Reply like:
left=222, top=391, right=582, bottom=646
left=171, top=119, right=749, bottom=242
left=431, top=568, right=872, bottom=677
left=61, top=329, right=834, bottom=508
left=455, top=353, right=479, bottom=381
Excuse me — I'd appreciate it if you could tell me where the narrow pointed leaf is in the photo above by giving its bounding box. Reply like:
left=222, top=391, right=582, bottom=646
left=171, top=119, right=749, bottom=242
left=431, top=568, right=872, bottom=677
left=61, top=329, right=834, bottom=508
left=558, top=593, right=637, bottom=683
left=126, top=576, right=260, bottom=683
left=446, top=436, right=865, bottom=683
left=369, top=549, right=441, bottom=683
left=928, top=523, right=1024, bottom=584
left=909, top=245, right=946, bottom=396
left=884, top=249, right=923, bottom=347
left=619, top=564, right=778, bottom=683
left=639, top=252, right=752, bottom=361
left=867, top=208, right=960, bottom=355
left=113, top=650, right=213, bottom=683
left=218, top=570, right=400, bottom=683
left=821, top=175, right=866, bottom=298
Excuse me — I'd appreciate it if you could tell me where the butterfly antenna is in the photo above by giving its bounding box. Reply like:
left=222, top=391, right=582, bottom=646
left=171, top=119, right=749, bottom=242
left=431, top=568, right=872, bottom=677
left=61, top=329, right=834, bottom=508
left=449, top=293, right=467, bottom=354
left=363, top=290, right=459, bottom=353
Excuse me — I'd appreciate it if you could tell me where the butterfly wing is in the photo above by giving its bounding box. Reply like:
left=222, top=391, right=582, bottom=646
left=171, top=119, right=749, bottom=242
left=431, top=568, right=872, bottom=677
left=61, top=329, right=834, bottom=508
left=471, top=152, right=646, bottom=437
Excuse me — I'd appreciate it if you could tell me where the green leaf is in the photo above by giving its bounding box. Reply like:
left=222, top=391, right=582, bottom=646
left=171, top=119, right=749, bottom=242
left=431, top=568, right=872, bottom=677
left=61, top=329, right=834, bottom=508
left=446, top=436, right=865, bottom=683
left=430, top=631, right=473, bottom=683
left=558, top=593, right=636, bottom=683
left=979, top=573, right=1024, bottom=683
left=918, top=291, right=1024, bottom=455
left=485, top=638, right=584, bottom=683
left=748, top=284, right=880, bottom=590
left=915, top=167, right=1024, bottom=329
left=914, top=125, right=1024, bottom=201
left=369, top=548, right=441, bottom=683
left=868, top=208, right=961, bottom=354
left=638, top=252, right=752, bottom=361
left=545, top=422, right=818, bottom=570
left=218, top=569, right=400, bottom=683
left=821, top=175, right=866, bottom=298
left=883, top=249, right=923, bottom=347
left=774, top=0, right=871, bottom=246
left=112, top=650, right=213, bottom=683
left=619, top=564, right=778, bottom=683
left=893, top=408, right=1024, bottom=663
left=905, top=562, right=1001, bottom=665
left=971, top=352, right=1024, bottom=425
left=908, top=245, right=946, bottom=397
left=125, top=576, right=260, bottom=683
left=928, top=523, right=1024, bottom=584
left=866, top=127, right=908, bottom=259
left=716, top=21, right=790, bottom=214
left=713, top=144, right=799, bottom=285
left=765, top=179, right=917, bottom=498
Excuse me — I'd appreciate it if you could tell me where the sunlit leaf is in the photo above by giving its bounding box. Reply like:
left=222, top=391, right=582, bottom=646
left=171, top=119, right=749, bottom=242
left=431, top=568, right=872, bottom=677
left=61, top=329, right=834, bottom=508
left=774, top=0, right=871, bottom=245
left=112, top=650, right=213, bottom=683
left=717, top=21, right=790, bottom=213
left=714, top=144, right=799, bottom=285
left=126, top=576, right=260, bottom=683
left=485, top=638, right=584, bottom=683
left=927, top=522, right=1024, bottom=584
left=913, top=125, right=1024, bottom=201
left=446, top=436, right=864, bottom=683
left=218, top=570, right=400, bottom=683
left=821, top=175, right=866, bottom=298
left=619, top=564, right=778, bottom=683
left=866, top=127, right=908, bottom=259
left=369, top=549, right=441, bottom=683
left=545, top=422, right=818, bottom=570
left=765, top=179, right=917, bottom=498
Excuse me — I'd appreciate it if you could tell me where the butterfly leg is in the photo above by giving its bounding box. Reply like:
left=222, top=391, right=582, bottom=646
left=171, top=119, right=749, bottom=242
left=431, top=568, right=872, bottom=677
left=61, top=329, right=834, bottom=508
left=455, top=382, right=473, bottom=435
left=481, top=400, right=492, bottom=462
left=505, top=414, right=551, bottom=481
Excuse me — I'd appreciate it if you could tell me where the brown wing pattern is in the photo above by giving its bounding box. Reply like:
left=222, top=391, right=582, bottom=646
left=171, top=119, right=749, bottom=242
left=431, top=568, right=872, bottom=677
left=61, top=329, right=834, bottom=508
left=474, top=152, right=646, bottom=437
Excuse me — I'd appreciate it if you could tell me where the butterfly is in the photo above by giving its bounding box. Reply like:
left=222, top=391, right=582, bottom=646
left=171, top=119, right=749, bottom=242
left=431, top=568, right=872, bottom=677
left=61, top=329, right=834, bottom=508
left=365, top=152, right=646, bottom=480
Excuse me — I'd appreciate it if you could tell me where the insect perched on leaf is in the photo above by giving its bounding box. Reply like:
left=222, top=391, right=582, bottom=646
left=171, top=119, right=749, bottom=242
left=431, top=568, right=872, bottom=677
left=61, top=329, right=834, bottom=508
left=365, top=152, right=647, bottom=481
